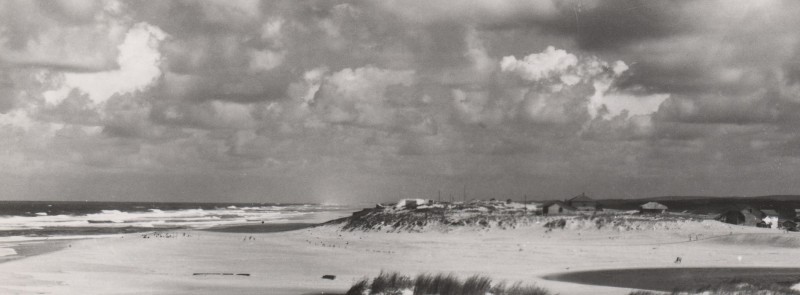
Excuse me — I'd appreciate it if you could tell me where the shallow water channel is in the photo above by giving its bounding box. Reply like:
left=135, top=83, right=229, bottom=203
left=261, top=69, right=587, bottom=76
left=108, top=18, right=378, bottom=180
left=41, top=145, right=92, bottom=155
left=543, top=267, right=800, bottom=292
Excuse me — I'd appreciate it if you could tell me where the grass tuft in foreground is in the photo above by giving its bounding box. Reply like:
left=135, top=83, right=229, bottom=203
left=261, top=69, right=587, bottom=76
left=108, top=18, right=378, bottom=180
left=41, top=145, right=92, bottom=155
left=499, top=281, right=552, bottom=295
left=345, top=271, right=550, bottom=295
left=370, top=271, right=413, bottom=294
left=414, top=273, right=462, bottom=295
left=346, top=278, right=369, bottom=295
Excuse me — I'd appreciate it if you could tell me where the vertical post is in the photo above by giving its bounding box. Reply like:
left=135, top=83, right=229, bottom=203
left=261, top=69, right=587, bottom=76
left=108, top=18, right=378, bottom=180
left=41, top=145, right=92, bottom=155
left=524, top=194, right=528, bottom=211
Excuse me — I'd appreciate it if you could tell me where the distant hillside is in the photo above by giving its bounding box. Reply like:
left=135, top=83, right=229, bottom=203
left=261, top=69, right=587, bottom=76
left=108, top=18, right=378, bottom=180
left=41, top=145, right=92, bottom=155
left=596, top=196, right=800, bottom=217
left=323, top=200, right=717, bottom=233
left=642, top=195, right=732, bottom=201
left=752, top=195, right=800, bottom=201
left=644, top=195, right=800, bottom=201
left=323, top=201, right=541, bottom=232
left=325, top=196, right=800, bottom=233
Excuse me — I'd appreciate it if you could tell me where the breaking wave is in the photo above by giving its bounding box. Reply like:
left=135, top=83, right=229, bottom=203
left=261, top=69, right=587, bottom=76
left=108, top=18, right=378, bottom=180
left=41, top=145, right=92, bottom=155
left=0, top=203, right=354, bottom=234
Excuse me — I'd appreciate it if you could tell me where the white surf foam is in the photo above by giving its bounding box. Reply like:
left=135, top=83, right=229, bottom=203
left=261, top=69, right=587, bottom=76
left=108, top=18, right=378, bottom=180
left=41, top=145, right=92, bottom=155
left=0, top=204, right=355, bottom=233
left=0, top=247, right=16, bottom=257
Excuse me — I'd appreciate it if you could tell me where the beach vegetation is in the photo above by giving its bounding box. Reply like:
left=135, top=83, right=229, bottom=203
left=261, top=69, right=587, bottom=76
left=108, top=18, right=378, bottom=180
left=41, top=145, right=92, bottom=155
left=460, top=275, right=492, bottom=295
left=346, top=278, right=370, bottom=295
left=326, top=198, right=717, bottom=233
left=543, top=219, right=566, bottom=229
left=414, top=273, right=462, bottom=295
left=370, top=271, right=413, bottom=294
left=346, top=271, right=551, bottom=295
left=495, top=281, right=552, bottom=295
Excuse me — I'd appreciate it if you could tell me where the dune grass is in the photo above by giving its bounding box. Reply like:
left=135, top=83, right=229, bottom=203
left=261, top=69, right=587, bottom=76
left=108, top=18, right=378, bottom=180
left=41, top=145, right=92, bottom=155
left=496, top=281, right=553, bottom=295
left=460, top=274, right=492, bottom=295
left=414, top=273, right=462, bottom=295
left=346, top=278, right=369, bottom=295
left=370, top=271, right=413, bottom=294
left=345, top=271, right=550, bottom=295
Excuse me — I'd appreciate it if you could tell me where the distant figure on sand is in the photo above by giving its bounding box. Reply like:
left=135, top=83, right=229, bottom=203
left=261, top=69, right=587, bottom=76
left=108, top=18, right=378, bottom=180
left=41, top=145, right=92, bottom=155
left=674, top=257, right=682, bottom=264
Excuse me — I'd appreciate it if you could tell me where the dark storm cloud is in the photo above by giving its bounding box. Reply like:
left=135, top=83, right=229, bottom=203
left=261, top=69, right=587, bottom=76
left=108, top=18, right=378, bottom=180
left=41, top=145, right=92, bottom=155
left=157, top=72, right=295, bottom=103
left=480, top=0, right=688, bottom=51
left=617, top=2, right=800, bottom=94
left=0, top=0, right=124, bottom=72
left=126, top=1, right=260, bottom=36
left=655, top=93, right=782, bottom=125
left=566, top=0, right=687, bottom=50
left=0, top=71, right=18, bottom=113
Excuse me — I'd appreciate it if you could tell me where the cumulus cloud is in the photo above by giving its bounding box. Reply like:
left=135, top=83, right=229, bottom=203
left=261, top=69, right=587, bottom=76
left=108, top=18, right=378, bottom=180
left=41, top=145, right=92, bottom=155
left=2, top=0, right=800, bottom=201
left=594, top=92, right=669, bottom=118
left=500, top=46, right=578, bottom=82
left=500, top=46, right=665, bottom=126
left=60, top=22, right=166, bottom=105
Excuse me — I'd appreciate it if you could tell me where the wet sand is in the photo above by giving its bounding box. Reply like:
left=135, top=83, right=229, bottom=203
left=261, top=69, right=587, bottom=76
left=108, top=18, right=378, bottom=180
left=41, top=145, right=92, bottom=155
left=203, top=222, right=316, bottom=233
left=0, top=238, right=76, bottom=264
left=544, top=267, right=800, bottom=291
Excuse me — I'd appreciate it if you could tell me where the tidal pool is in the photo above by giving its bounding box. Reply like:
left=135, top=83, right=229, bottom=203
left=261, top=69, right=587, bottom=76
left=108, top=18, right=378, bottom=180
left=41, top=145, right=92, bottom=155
left=543, top=267, right=800, bottom=292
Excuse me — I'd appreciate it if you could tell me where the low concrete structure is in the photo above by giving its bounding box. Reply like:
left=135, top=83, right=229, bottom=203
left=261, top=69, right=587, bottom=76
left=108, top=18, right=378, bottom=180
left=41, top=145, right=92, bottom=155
left=639, top=202, right=668, bottom=214
left=394, top=199, right=428, bottom=210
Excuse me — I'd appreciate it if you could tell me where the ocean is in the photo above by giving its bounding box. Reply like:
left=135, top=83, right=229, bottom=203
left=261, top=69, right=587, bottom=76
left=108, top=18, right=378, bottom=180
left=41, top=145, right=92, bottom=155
left=0, top=200, right=357, bottom=265
left=0, top=201, right=355, bottom=237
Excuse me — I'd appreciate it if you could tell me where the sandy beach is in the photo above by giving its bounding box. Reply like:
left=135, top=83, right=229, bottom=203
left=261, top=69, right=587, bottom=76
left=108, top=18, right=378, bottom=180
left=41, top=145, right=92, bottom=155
left=0, top=217, right=799, bottom=295
left=4, top=0, right=800, bottom=293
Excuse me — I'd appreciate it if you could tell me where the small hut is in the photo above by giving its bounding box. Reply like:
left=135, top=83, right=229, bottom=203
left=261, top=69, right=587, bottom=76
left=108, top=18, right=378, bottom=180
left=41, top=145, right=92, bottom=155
left=760, top=209, right=785, bottom=229
left=566, top=193, right=598, bottom=211
left=762, top=209, right=780, bottom=218
left=542, top=201, right=576, bottom=215
left=639, top=202, right=668, bottom=214
left=782, top=220, right=798, bottom=231
left=716, top=205, right=765, bottom=226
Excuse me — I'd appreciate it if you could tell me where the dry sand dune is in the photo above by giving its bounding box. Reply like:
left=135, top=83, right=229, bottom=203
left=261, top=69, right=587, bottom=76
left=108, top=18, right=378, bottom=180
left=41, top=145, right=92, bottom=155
left=0, top=217, right=798, bottom=294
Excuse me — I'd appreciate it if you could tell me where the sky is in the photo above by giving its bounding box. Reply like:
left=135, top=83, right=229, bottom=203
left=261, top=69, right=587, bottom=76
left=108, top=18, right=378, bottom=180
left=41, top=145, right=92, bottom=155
left=2, top=0, right=800, bottom=204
